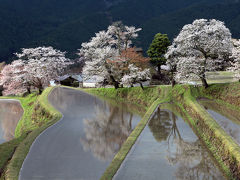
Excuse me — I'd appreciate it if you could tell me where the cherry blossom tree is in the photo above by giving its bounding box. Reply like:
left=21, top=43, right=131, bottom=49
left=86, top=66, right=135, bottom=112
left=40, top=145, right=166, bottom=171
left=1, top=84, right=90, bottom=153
left=81, top=46, right=119, bottom=88
left=165, top=19, right=233, bottom=88
left=107, top=21, right=142, bottom=53
left=0, top=60, right=27, bottom=96
left=79, top=22, right=142, bottom=89
left=121, top=64, right=151, bottom=89
left=228, top=39, right=240, bottom=81
left=165, top=44, right=180, bottom=87
left=16, top=46, right=72, bottom=94
left=106, top=47, right=150, bottom=88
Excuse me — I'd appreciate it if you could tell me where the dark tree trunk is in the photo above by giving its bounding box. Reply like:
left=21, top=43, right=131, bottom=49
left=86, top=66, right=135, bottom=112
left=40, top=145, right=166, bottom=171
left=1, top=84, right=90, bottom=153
left=171, top=79, right=176, bottom=87
left=200, top=77, right=208, bottom=89
left=109, top=75, right=119, bottom=89
left=113, top=82, right=119, bottom=89
left=39, top=88, right=43, bottom=95
left=27, top=87, right=31, bottom=94
left=0, top=85, right=3, bottom=96
left=157, top=65, right=161, bottom=75
left=169, top=68, right=176, bottom=87
left=38, top=84, right=43, bottom=94
left=139, top=82, right=144, bottom=90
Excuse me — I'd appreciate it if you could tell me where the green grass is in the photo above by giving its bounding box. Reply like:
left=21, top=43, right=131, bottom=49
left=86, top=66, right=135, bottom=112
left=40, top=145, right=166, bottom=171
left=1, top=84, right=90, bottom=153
left=86, top=82, right=240, bottom=179
left=68, top=86, right=147, bottom=117
left=0, top=93, right=38, bottom=137
left=168, top=83, right=240, bottom=179
left=84, top=85, right=171, bottom=108
left=198, top=82, right=240, bottom=111
left=0, top=134, right=27, bottom=179
left=175, top=86, right=236, bottom=179
left=191, top=71, right=238, bottom=84
left=98, top=87, right=171, bottom=180
left=1, top=83, right=239, bottom=179
left=0, top=87, right=62, bottom=180
left=100, top=99, right=162, bottom=180
left=0, top=94, right=37, bottom=178
left=65, top=86, right=173, bottom=179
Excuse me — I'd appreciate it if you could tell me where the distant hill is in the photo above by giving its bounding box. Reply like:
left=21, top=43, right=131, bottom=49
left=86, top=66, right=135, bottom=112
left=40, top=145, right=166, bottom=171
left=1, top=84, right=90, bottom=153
left=0, top=0, right=239, bottom=62
left=139, top=2, right=240, bottom=51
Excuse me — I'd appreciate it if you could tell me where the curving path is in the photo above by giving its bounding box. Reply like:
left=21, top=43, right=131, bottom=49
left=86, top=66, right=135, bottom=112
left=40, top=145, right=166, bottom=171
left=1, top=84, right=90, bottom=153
left=0, top=99, right=23, bottom=144
left=19, top=87, right=141, bottom=180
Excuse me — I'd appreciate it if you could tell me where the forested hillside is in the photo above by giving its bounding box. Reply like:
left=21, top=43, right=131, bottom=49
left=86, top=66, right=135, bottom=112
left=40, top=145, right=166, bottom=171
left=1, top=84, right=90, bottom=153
left=0, top=0, right=239, bottom=62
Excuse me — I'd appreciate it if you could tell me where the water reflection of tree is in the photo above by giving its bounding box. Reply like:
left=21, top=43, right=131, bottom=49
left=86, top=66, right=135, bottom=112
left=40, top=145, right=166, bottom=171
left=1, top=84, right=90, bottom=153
left=148, top=108, right=172, bottom=142
left=0, top=101, right=23, bottom=142
left=48, top=87, right=75, bottom=112
left=81, top=104, right=134, bottom=161
left=149, top=108, right=223, bottom=180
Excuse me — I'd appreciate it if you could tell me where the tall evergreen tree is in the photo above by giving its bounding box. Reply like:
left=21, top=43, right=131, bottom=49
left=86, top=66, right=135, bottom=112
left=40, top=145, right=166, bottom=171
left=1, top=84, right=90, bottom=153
left=147, top=33, right=170, bottom=75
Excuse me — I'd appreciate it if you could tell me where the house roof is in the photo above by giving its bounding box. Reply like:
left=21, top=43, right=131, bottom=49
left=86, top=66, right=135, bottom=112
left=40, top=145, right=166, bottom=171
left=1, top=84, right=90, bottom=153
left=84, top=76, right=103, bottom=83
left=72, top=75, right=83, bottom=82
left=56, top=74, right=83, bottom=82
left=56, top=75, right=70, bottom=81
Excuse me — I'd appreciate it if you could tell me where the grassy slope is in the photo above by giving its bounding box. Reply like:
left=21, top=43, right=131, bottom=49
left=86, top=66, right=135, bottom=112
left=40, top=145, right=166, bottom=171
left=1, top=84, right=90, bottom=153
left=84, top=86, right=166, bottom=108
left=172, top=86, right=235, bottom=178
left=167, top=83, right=240, bottom=179
left=0, top=87, right=62, bottom=180
left=0, top=83, right=239, bottom=179
left=85, top=86, right=173, bottom=180
left=199, top=82, right=240, bottom=111
left=86, top=82, right=240, bottom=180
left=0, top=94, right=38, bottom=137
left=0, top=94, right=37, bottom=178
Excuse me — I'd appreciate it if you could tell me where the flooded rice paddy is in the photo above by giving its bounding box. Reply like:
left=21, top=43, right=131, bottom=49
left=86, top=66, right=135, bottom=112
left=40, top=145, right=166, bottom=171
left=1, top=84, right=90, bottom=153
left=0, top=100, right=23, bottom=144
left=114, top=103, right=225, bottom=180
left=199, top=99, right=240, bottom=145
left=18, top=87, right=228, bottom=180
left=19, top=87, right=142, bottom=180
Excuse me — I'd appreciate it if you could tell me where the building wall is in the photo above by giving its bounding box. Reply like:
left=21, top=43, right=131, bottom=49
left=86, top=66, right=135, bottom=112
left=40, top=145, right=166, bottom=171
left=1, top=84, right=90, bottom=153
left=83, top=82, right=96, bottom=88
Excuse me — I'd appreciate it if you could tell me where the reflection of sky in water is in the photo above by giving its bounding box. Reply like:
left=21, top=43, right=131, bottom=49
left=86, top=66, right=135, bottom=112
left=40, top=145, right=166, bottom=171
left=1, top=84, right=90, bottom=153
left=114, top=107, right=224, bottom=180
left=199, top=100, right=240, bottom=145
left=0, top=100, right=23, bottom=144
left=19, top=87, right=142, bottom=180
left=207, top=110, right=240, bottom=145
left=0, top=120, right=5, bottom=143
left=48, top=87, right=142, bottom=161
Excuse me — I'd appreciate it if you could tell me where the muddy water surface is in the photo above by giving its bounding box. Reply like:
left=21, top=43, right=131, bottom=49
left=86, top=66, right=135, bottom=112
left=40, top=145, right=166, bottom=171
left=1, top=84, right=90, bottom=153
left=0, top=100, right=23, bottom=144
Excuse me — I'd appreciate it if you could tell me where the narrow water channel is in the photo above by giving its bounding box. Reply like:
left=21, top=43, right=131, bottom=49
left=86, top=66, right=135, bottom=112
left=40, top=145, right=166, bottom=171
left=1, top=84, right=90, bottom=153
left=19, top=87, right=142, bottom=180
left=114, top=104, right=225, bottom=180
left=0, top=100, right=23, bottom=144
left=198, top=99, right=240, bottom=145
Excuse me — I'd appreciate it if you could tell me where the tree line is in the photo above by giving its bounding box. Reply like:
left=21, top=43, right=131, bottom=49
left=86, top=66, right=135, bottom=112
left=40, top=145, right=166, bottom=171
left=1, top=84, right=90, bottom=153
left=0, top=19, right=239, bottom=96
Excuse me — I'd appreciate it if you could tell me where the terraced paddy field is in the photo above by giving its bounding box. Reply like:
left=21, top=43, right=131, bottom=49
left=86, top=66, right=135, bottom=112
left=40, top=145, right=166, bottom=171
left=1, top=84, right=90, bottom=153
left=0, top=82, right=239, bottom=180
left=199, top=99, right=240, bottom=145
left=114, top=104, right=225, bottom=180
